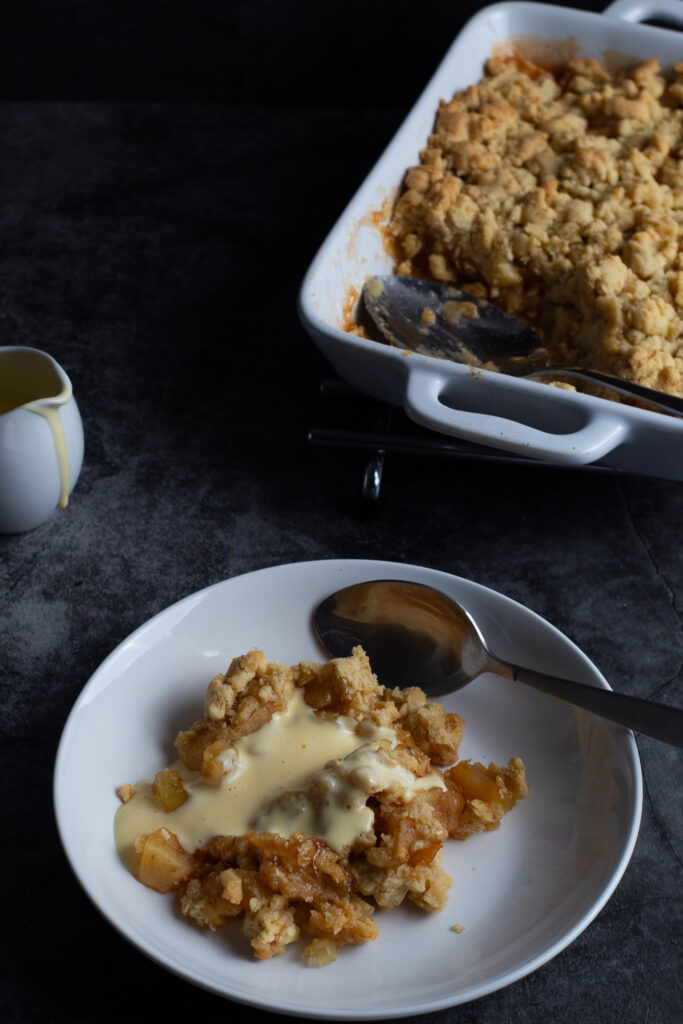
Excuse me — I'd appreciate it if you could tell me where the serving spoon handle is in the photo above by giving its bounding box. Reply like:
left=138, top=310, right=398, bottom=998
left=493, top=658, right=683, bottom=748
left=315, top=580, right=683, bottom=749
left=529, top=367, right=683, bottom=417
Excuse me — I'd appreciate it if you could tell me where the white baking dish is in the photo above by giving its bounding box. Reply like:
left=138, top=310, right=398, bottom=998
left=299, top=0, right=683, bottom=478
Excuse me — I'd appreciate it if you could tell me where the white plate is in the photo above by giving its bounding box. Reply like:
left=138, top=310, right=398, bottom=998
left=54, top=559, right=642, bottom=1018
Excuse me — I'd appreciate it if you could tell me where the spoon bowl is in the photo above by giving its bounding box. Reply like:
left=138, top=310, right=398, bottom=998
left=314, top=579, right=683, bottom=748
left=315, top=579, right=494, bottom=695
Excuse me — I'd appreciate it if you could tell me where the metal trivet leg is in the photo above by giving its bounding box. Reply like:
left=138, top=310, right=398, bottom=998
left=362, top=450, right=385, bottom=502
left=361, top=400, right=393, bottom=502
left=309, top=378, right=395, bottom=503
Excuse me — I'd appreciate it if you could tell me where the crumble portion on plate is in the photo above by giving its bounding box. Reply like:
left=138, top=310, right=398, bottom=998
left=389, top=56, right=683, bottom=396
left=116, top=647, right=527, bottom=966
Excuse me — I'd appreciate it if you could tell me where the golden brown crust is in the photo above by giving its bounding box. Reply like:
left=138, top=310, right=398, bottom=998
left=180, top=832, right=376, bottom=960
left=399, top=702, right=464, bottom=766
left=389, top=57, right=683, bottom=397
left=175, top=652, right=295, bottom=768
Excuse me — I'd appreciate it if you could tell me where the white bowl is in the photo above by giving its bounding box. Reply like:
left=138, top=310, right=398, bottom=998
left=54, top=559, right=642, bottom=1018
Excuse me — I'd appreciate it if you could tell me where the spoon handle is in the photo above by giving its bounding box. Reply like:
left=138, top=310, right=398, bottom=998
left=512, top=666, right=683, bottom=748
left=529, top=367, right=683, bottom=417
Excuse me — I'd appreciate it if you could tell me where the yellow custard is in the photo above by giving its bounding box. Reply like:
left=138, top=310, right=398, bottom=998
left=115, top=688, right=444, bottom=867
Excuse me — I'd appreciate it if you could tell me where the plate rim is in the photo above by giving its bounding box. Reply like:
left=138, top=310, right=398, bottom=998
left=53, top=558, right=643, bottom=1018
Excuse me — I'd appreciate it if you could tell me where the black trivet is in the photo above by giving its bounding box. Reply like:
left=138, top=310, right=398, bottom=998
left=308, top=377, right=612, bottom=502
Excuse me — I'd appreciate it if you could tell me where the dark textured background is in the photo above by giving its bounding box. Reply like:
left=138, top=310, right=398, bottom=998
left=1, top=2, right=681, bottom=1021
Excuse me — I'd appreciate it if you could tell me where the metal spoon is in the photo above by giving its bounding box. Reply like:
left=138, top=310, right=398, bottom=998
left=314, top=579, right=683, bottom=748
left=363, top=275, right=683, bottom=418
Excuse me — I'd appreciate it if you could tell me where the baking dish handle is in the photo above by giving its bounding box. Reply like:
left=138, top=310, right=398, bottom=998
left=603, top=0, right=683, bottom=27
left=404, top=368, right=628, bottom=465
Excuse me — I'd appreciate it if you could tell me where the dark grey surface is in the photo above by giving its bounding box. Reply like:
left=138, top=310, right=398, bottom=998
left=1, top=2, right=682, bottom=1021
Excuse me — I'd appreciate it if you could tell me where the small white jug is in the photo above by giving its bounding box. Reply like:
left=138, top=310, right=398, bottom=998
left=0, top=346, right=84, bottom=533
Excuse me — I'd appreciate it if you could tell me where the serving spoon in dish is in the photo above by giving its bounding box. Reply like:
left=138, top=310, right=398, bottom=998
left=363, top=275, right=683, bottom=418
left=314, top=579, right=683, bottom=748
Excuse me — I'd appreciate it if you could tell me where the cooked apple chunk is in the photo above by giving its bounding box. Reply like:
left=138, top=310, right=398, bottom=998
left=151, top=768, right=188, bottom=811
left=201, top=740, right=238, bottom=785
left=135, top=827, right=196, bottom=892
left=444, top=757, right=528, bottom=835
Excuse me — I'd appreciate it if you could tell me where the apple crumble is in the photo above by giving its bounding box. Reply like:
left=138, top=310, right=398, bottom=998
left=116, top=648, right=527, bottom=966
left=389, top=56, right=683, bottom=396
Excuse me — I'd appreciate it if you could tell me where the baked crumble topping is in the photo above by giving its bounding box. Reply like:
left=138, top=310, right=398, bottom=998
left=116, top=647, right=527, bottom=966
left=388, top=56, right=683, bottom=396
